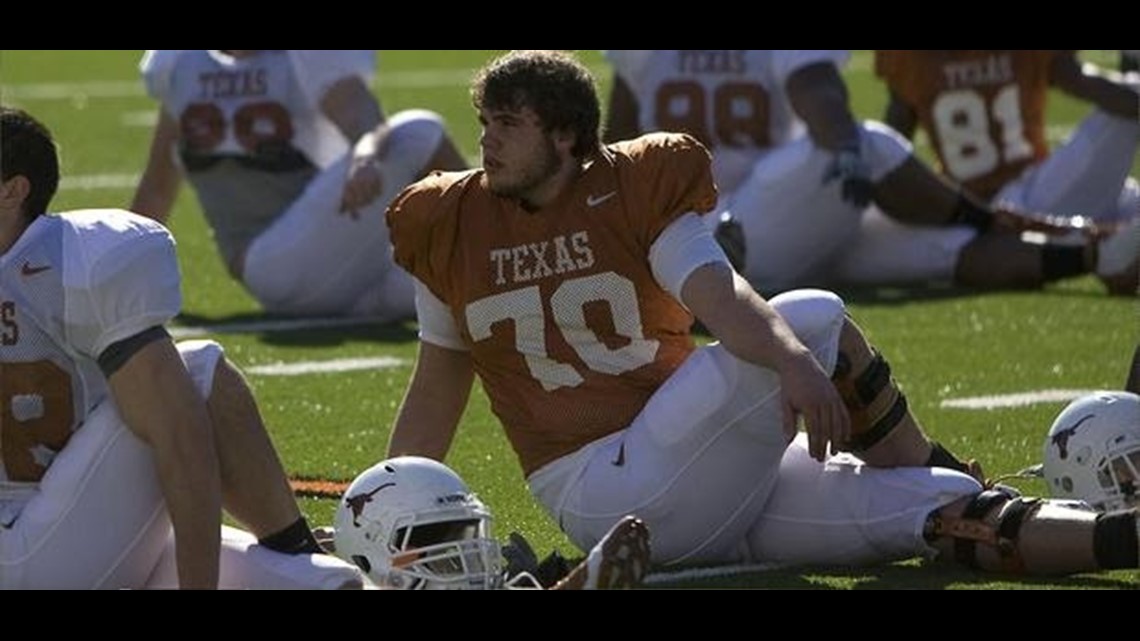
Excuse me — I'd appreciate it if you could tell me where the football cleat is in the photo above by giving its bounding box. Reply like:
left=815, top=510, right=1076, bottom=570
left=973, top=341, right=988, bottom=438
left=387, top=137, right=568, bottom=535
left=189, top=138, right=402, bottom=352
left=552, top=515, right=651, bottom=590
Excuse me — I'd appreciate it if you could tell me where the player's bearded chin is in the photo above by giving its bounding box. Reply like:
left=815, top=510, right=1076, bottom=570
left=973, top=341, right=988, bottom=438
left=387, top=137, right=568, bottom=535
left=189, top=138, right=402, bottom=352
left=488, top=136, right=561, bottom=201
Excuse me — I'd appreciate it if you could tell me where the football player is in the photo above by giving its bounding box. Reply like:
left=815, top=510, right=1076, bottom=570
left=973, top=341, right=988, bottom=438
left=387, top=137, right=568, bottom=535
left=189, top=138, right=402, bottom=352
left=383, top=51, right=1140, bottom=579
left=876, top=50, right=1139, bottom=223
left=604, top=50, right=1139, bottom=297
left=131, top=50, right=467, bottom=320
left=0, top=106, right=362, bottom=589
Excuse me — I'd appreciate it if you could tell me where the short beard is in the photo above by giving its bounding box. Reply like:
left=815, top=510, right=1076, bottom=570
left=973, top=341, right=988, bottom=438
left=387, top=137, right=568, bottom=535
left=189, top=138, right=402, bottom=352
left=489, top=135, right=562, bottom=201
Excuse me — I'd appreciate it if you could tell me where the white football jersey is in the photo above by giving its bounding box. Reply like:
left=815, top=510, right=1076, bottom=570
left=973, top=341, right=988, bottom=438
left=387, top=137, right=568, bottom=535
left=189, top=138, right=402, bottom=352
left=604, top=50, right=850, bottom=193
left=141, top=50, right=374, bottom=169
left=0, top=209, right=181, bottom=482
left=140, top=49, right=377, bottom=267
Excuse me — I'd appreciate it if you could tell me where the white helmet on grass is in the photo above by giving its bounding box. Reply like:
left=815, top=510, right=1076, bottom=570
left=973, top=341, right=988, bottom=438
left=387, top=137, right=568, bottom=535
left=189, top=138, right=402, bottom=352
left=334, top=456, right=501, bottom=589
left=1043, top=391, right=1140, bottom=511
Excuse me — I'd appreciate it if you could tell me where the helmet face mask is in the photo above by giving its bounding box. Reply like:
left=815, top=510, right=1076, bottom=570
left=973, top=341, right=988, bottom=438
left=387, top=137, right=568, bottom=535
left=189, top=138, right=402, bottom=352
left=1043, top=392, right=1140, bottom=511
left=334, top=456, right=503, bottom=589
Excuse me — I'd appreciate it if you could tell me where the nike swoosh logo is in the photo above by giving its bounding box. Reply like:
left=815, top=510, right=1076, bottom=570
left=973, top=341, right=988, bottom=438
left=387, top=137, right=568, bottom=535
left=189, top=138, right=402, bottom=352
left=21, top=262, right=51, bottom=276
left=587, top=191, right=617, bottom=208
left=612, top=442, right=626, bottom=467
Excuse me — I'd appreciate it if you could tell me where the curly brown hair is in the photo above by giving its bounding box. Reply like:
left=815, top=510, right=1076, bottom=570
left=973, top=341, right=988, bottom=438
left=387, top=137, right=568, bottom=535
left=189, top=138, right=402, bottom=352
left=472, top=51, right=601, bottom=160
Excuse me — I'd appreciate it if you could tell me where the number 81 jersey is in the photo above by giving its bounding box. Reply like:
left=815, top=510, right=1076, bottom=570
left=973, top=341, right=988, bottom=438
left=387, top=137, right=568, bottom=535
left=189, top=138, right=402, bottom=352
left=0, top=210, right=181, bottom=482
left=604, top=50, right=850, bottom=194
left=874, top=50, right=1056, bottom=201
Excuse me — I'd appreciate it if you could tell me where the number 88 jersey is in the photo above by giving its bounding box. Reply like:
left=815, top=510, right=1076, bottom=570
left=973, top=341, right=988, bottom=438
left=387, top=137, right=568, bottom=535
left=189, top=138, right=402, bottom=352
left=603, top=50, right=850, bottom=194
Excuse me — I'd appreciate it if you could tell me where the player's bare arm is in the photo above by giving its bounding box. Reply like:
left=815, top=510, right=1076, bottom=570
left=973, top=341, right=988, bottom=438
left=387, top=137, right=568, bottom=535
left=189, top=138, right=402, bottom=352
left=387, top=341, right=475, bottom=461
left=108, top=336, right=222, bottom=589
left=1050, top=51, right=1140, bottom=121
left=883, top=90, right=918, bottom=139
left=681, top=262, right=850, bottom=461
left=321, top=75, right=388, bottom=213
left=603, top=75, right=641, bottom=144
left=130, top=109, right=183, bottom=224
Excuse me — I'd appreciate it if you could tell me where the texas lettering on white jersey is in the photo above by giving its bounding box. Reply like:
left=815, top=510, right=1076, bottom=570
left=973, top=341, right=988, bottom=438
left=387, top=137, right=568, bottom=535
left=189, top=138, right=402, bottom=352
left=604, top=50, right=850, bottom=192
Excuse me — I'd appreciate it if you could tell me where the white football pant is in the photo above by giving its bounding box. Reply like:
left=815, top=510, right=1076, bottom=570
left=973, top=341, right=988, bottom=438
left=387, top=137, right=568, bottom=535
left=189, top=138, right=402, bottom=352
left=242, top=109, right=447, bottom=319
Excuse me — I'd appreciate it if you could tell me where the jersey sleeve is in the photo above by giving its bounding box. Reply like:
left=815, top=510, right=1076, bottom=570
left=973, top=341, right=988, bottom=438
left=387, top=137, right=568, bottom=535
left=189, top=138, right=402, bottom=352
left=288, top=50, right=377, bottom=108
left=386, top=172, right=469, bottom=300
left=619, top=133, right=719, bottom=245
left=139, top=50, right=184, bottom=101
left=60, top=209, right=182, bottom=359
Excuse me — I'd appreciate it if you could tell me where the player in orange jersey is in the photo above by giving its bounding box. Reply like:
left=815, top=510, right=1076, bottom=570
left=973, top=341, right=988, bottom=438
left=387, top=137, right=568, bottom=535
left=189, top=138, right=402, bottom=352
left=383, top=52, right=1140, bottom=577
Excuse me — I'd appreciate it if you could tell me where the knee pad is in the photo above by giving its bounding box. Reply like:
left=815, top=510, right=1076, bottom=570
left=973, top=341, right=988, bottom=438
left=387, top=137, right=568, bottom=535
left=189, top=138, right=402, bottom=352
left=830, top=316, right=909, bottom=453
left=926, top=490, right=1139, bottom=575
left=176, top=339, right=225, bottom=397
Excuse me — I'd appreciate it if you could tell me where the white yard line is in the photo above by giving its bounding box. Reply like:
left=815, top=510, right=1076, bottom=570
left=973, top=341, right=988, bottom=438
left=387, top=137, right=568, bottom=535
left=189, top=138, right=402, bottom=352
left=59, top=173, right=139, bottom=191
left=169, top=315, right=388, bottom=339
left=246, top=356, right=407, bottom=377
left=1, top=69, right=481, bottom=101
left=939, top=389, right=1100, bottom=409
left=643, top=562, right=784, bottom=586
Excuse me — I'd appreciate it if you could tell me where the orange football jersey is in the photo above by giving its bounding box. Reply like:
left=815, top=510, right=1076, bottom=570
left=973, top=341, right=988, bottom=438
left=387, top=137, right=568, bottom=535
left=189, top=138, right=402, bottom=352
left=875, top=50, right=1059, bottom=200
left=388, top=133, right=718, bottom=475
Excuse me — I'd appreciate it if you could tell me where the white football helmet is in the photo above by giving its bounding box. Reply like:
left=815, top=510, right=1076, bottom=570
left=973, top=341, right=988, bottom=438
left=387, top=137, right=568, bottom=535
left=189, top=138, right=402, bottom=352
left=1042, top=391, right=1140, bottom=511
left=333, top=456, right=502, bottom=589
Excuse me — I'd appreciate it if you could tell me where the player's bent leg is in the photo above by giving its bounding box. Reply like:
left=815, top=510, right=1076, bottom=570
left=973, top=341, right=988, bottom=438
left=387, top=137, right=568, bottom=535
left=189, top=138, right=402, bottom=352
left=746, top=434, right=982, bottom=566
left=927, top=490, right=1140, bottom=575
left=182, top=340, right=307, bottom=542
left=732, top=140, right=862, bottom=293
left=550, top=515, right=651, bottom=590
left=144, top=525, right=364, bottom=589
left=827, top=314, right=931, bottom=467
left=830, top=206, right=976, bottom=286
left=1006, top=79, right=1140, bottom=223
left=241, top=113, right=450, bottom=317
left=530, top=291, right=847, bottom=566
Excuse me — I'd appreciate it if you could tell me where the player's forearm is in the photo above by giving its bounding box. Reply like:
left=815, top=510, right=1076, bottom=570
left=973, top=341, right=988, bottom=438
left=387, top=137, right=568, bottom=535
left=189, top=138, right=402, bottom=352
left=387, top=344, right=473, bottom=460
left=322, top=75, right=384, bottom=145
left=1054, top=58, right=1139, bottom=121
left=131, top=110, right=183, bottom=222
left=110, top=341, right=222, bottom=589
left=131, top=164, right=180, bottom=223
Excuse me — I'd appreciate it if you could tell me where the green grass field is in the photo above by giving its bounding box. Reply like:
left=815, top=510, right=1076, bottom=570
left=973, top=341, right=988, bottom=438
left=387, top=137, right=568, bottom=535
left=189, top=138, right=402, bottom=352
left=1, top=50, right=1137, bottom=589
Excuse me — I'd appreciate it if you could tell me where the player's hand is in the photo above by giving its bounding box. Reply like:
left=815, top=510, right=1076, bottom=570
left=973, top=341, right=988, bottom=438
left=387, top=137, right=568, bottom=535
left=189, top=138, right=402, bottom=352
left=778, top=351, right=850, bottom=462
left=822, top=146, right=873, bottom=209
left=340, top=154, right=384, bottom=217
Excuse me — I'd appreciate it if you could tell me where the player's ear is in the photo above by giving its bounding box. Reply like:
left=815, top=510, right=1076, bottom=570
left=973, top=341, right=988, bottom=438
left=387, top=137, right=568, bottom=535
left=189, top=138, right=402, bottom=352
left=551, top=127, right=576, bottom=156
left=0, top=175, right=30, bottom=210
